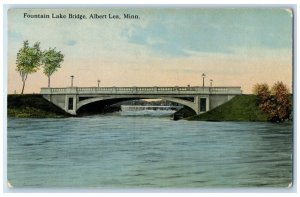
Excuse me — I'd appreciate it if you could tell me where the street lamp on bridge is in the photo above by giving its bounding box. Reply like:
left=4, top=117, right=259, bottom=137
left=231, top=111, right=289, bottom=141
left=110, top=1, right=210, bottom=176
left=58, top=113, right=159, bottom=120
left=97, top=80, right=101, bottom=87
left=210, top=79, right=213, bottom=87
left=202, top=73, right=206, bottom=87
left=70, top=75, right=74, bottom=87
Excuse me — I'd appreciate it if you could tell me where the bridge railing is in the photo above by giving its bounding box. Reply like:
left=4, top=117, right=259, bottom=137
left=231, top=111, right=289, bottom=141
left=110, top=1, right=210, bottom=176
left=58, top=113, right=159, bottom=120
left=41, top=86, right=242, bottom=95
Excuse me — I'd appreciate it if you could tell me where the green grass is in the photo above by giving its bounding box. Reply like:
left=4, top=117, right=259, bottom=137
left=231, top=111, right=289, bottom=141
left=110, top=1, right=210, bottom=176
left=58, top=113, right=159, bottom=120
left=187, top=95, right=268, bottom=122
left=7, top=94, right=70, bottom=118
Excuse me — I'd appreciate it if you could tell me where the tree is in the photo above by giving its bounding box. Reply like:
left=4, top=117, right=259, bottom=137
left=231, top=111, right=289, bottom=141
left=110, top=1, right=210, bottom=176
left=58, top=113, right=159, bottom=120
left=16, top=40, right=42, bottom=94
left=253, top=82, right=292, bottom=122
left=269, top=82, right=292, bottom=122
left=252, top=83, right=270, bottom=102
left=41, top=48, right=64, bottom=87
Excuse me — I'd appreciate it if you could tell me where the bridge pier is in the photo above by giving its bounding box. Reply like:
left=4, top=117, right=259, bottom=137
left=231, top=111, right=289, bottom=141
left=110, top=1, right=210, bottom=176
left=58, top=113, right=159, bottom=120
left=195, top=95, right=210, bottom=115
left=65, top=95, right=77, bottom=115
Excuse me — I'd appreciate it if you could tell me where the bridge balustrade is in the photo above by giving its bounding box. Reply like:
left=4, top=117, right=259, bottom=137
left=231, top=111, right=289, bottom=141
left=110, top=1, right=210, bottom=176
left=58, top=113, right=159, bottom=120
left=41, top=86, right=242, bottom=95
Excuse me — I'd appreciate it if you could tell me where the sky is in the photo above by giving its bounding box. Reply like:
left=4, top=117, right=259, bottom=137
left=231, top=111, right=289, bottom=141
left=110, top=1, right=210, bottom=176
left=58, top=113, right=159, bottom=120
left=7, top=8, right=293, bottom=94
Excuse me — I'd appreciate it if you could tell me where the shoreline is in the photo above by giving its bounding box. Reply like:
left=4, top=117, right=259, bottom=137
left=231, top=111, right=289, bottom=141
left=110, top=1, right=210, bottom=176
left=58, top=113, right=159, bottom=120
left=7, top=94, right=291, bottom=122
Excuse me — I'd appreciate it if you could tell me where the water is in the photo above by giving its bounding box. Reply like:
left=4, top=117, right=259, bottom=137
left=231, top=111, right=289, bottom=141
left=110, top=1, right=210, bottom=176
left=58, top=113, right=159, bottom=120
left=7, top=111, right=293, bottom=188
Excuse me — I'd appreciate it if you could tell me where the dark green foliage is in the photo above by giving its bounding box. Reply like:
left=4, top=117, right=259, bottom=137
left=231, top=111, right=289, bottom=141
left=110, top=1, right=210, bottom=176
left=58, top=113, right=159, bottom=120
left=7, top=94, right=70, bottom=118
left=187, top=95, right=268, bottom=121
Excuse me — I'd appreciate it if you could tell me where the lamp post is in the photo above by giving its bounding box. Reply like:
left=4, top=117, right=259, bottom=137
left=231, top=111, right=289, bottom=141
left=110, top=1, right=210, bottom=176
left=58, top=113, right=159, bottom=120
left=210, top=79, right=213, bottom=87
left=97, top=80, right=101, bottom=87
left=202, top=73, right=206, bottom=87
left=70, top=75, right=74, bottom=87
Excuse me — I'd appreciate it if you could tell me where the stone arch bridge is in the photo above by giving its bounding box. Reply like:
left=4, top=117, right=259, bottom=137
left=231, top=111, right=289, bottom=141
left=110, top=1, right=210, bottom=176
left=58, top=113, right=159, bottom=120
left=40, top=86, right=242, bottom=115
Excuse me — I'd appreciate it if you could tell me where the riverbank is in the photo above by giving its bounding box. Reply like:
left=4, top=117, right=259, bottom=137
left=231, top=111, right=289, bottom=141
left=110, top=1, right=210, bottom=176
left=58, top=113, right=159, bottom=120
left=7, top=94, right=279, bottom=121
left=187, top=95, right=269, bottom=121
left=7, top=94, right=70, bottom=118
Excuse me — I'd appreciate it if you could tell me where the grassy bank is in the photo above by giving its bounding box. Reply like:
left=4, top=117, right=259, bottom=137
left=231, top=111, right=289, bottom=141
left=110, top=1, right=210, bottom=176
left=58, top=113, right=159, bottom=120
left=8, top=94, right=70, bottom=118
left=187, top=95, right=269, bottom=121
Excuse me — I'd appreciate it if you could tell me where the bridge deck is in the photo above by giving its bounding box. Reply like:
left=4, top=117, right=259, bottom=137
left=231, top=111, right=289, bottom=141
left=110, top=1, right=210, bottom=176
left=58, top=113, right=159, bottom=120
left=41, top=86, right=242, bottom=95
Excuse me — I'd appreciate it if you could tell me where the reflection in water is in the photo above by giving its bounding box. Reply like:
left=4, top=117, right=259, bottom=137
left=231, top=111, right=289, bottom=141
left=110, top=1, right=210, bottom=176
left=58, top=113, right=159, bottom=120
left=7, top=113, right=292, bottom=188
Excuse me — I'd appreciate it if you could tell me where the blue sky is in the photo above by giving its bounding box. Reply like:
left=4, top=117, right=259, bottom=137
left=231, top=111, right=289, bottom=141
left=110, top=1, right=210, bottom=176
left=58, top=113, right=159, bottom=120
left=8, top=8, right=293, bottom=93
left=123, top=8, right=292, bottom=56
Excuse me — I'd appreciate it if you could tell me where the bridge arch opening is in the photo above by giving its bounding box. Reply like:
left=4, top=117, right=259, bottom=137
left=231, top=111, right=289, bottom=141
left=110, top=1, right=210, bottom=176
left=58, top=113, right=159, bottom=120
left=76, top=97, right=196, bottom=116
left=76, top=98, right=134, bottom=115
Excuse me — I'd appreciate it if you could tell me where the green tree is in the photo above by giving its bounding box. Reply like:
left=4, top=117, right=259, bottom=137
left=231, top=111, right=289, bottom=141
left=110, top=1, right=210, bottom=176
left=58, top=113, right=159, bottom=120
left=16, top=40, right=42, bottom=94
left=41, top=48, right=64, bottom=87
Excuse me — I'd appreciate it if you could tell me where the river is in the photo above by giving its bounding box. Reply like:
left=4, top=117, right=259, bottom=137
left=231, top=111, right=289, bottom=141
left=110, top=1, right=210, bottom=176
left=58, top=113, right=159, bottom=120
left=7, top=110, right=293, bottom=188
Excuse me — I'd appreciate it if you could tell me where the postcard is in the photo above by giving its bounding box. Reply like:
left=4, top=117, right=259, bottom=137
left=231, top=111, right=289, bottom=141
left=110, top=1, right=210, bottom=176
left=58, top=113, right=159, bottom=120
left=6, top=7, right=293, bottom=190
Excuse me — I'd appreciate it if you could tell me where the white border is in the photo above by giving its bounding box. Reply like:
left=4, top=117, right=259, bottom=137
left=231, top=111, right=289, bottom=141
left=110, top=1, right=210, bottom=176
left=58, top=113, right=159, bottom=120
left=1, top=1, right=299, bottom=196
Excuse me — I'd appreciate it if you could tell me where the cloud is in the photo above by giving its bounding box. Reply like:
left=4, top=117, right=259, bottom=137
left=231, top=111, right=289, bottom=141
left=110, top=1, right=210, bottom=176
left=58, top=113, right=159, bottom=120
left=64, top=40, right=78, bottom=46
left=122, top=9, right=292, bottom=57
